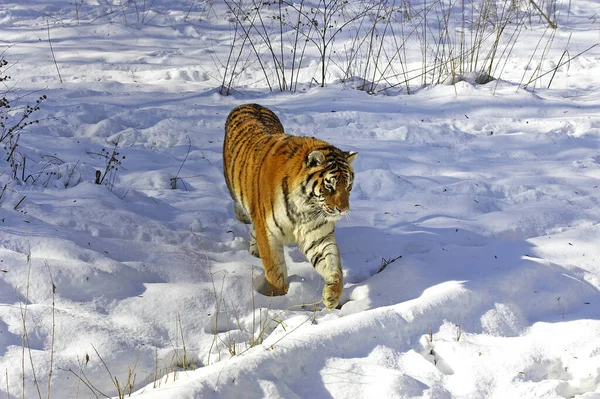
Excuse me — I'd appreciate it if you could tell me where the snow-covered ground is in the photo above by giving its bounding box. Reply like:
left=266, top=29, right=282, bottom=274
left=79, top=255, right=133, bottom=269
left=1, top=1, right=599, bottom=398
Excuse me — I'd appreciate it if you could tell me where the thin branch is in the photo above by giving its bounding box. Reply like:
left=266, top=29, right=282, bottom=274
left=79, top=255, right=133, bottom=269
left=46, top=20, right=63, bottom=84
left=45, top=263, right=56, bottom=399
left=529, top=0, right=557, bottom=29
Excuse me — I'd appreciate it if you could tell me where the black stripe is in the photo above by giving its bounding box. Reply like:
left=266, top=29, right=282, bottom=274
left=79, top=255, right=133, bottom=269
left=254, top=138, right=280, bottom=221
left=236, top=139, right=256, bottom=207
left=310, top=179, right=319, bottom=195
left=229, top=125, right=257, bottom=156
left=256, top=139, right=280, bottom=182
left=321, top=242, right=338, bottom=255
left=315, top=145, right=335, bottom=153
left=227, top=126, right=257, bottom=204
left=286, top=145, right=299, bottom=162
left=305, top=219, right=328, bottom=234
left=311, top=253, right=324, bottom=268
left=269, top=181, right=285, bottom=235
left=254, top=166, right=263, bottom=219
left=310, top=243, right=338, bottom=268
left=305, top=231, right=334, bottom=257
left=305, top=169, right=320, bottom=181
left=282, top=176, right=296, bottom=224
left=238, top=104, right=283, bottom=135
left=271, top=209, right=284, bottom=235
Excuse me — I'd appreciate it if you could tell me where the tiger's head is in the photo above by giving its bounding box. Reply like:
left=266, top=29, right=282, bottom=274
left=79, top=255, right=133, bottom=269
left=303, top=148, right=358, bottom=221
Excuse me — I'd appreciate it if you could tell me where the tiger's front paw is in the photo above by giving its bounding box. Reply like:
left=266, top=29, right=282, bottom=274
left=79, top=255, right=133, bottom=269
left=322, top=275, right=342, bottom=310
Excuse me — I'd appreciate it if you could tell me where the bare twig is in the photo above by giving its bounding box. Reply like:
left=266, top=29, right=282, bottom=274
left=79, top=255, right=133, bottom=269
left=13, top=196, right=26, bottom=211
left=171, top=136, right=192, bottom=190
left=524, top=42, right=598, bottom=89
left=377, top=254, right=402, bottom=274
left=529, top=0, right=557, bottom=29
left=19, top=244, right=43, bottom=399
left=46, top=20, right=63, bottom=84
left=63, top=363, right=106, bottom=399
left=45, top=263, right=56, bottom=399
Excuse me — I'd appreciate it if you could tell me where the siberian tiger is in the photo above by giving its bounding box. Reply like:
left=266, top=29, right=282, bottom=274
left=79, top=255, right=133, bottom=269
left=223, top=103, right=357, bottom=310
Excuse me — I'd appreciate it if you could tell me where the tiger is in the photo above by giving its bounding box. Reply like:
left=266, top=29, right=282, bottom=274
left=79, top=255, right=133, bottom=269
left=223, top=103, right=357, bottom=310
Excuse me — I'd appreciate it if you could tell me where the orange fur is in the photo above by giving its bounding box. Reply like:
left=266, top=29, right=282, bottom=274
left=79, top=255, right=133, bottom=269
left=223, top=103, right=357, bottom=309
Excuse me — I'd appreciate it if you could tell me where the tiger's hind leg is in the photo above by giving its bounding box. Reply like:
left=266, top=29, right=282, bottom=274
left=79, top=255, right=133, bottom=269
left=233, top=201, right=260, bottom=256
left=254, top=222, right=288, bottom=297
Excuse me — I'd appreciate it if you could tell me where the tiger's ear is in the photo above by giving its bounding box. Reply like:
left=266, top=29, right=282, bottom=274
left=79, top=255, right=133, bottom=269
left=307, top=150, right=325, bottom=167
left=346, top=151, right=358, bottom=164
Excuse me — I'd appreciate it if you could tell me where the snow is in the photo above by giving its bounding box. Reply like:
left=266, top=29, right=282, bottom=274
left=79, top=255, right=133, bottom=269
left=0, top=0, right=599, bottom=398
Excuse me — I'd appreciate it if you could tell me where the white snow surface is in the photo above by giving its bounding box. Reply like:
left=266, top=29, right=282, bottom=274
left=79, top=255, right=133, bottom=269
left=0, top=1, right=599, bottom=398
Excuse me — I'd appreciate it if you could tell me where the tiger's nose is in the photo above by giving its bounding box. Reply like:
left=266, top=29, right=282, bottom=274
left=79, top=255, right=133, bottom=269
left=335, top=205, right=349, bottom=213
left=338, top=198, right=349, bottom=212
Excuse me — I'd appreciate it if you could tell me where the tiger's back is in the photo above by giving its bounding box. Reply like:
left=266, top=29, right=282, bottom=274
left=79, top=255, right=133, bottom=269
left=223, top=103, right=287, bottom=223
left=223, top=103, right=357, bottom=309
left=224, top=103, right=331, bottom=225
